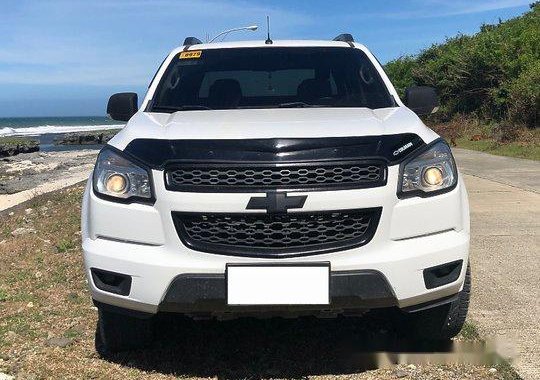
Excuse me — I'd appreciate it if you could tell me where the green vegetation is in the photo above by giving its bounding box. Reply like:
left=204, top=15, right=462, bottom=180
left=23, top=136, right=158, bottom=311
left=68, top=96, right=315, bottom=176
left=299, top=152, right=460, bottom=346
left=431, top=116, right=540, bottom=160
left=56, top=239, right=77, bottom=253
left=455, top=136, right=540, bottom=160
left=458, top=321, right=481, bottom=340
left=385, top=3, right=539, bottom=128
left=385, top=3, right=539, bottom=160
left=495, top=360, right=525, bottom=380
left=0, top=136, right=39, bottom=147
left=0, top=136, right=39, bottom=157
left=0, top=137, right=34, bottom=144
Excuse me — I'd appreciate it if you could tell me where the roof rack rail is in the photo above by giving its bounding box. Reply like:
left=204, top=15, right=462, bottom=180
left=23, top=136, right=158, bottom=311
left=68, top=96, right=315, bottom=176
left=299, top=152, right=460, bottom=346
left=183, top=37, right=202, bottom=46
left=333, top=33, right=354, bottom=43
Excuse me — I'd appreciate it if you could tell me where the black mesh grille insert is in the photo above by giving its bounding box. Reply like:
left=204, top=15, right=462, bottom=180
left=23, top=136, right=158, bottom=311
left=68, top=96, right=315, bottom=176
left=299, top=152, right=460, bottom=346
left=172, top=208, right=381, bottom=257
left=165, top=161, right=386, bottom=192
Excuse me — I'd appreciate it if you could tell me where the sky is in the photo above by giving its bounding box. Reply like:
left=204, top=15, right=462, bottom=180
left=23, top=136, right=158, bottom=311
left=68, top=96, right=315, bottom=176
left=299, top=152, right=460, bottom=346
left=0, top=0, right=533, bottom=117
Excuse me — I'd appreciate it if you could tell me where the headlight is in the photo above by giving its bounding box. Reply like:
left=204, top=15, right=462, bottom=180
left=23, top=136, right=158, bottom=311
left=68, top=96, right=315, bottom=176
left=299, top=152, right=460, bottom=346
left=399, top=140, right=457, bottom=197
left=93, top=147, right=153, bottom=203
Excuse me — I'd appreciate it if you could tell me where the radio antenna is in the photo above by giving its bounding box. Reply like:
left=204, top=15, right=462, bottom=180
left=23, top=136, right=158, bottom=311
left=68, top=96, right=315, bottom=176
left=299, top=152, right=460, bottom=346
left=265, top=16, right=273, bottom=44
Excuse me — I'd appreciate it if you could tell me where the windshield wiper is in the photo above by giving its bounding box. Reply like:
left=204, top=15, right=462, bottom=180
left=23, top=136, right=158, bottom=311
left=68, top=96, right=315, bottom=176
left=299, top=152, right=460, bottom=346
left=278, top=102, right=327, bottom=108
left=152, top=105, right=212, bottom=112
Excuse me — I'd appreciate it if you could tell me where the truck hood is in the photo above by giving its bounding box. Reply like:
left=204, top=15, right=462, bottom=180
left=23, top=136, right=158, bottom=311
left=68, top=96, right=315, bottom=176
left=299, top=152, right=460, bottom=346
left=110, top=107, right=438, bottom=150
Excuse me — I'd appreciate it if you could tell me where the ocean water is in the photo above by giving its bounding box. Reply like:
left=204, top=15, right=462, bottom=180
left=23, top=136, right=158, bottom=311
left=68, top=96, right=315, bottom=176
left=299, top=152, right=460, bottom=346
left=0, top=116, right=124, bottom=137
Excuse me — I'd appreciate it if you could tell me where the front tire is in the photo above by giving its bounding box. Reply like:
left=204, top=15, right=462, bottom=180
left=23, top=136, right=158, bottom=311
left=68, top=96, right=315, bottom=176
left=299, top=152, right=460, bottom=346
left=95, top=307, right=154, bottom=356
left=405, top=263, right=471, bottom=340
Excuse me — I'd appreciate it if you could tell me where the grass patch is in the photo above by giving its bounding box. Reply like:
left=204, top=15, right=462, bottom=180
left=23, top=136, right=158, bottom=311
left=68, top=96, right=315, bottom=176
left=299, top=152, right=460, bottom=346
left=458, top=321, right=523, bottom=380
left=459, top=321, right=481, bottom=340
left=1, top=314, right=42, bottom=339
left=0, top=287, right=7, bottom=302
left=455, top=137, right=540, bottom=161
left=56, top=239, right=77, bottom=253
left=63, top=328, right=81, bottom=339
left=495, top=360, right=524, bottom=380
left=9, top=291, right=35, bottom=303
left=431, top=116, right=540, bottom=161
left=0, top=136, right=38, bottom=146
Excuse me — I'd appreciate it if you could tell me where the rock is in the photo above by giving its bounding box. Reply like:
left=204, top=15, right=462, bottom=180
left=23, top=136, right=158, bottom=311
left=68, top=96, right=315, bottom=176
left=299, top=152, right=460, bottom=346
left=0, top=138, right=39, bottom=157
left=0, top=372, right=15, bottom=380
left=407, top=364, right=417, bottom=370
left=24, top=208, right=33, bottom=215
left=11, top=227, right=36, bottom=236
left=54, top=130, right=119, bottom=146
left=46, top=337, right=73, bottom=348
left=8, top=212, right=13, bottom=216
left=394, top=369, right=408, bottom=378
left=489, top=367, right=497, bottom=374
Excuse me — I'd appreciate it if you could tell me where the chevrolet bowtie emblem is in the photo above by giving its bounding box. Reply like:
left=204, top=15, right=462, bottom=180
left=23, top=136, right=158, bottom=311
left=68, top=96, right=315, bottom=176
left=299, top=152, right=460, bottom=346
left=246, top=192, right=307, bottom=213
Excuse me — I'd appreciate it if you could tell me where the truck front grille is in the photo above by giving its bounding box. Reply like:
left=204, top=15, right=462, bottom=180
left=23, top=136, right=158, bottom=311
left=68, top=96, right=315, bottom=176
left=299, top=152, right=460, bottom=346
left=172, top=208, right=381, bottom=258
left=165, top=161, right=386, bottom=192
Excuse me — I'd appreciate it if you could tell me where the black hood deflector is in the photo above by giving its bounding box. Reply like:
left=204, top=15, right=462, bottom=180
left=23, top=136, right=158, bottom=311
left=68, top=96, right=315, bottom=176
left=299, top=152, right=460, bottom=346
left=122, top=133, right=425, bottom=168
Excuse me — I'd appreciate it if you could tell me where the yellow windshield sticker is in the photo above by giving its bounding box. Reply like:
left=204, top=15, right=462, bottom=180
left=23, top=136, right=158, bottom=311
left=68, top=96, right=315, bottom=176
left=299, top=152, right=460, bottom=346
left=179, top=50, right=202, bottom=59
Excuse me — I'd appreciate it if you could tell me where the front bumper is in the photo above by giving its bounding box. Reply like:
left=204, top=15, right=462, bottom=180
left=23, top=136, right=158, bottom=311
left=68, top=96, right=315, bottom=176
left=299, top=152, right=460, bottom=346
left=82, top=165, right=470, bottom=315
left=83, top=228, right=469, bottom=314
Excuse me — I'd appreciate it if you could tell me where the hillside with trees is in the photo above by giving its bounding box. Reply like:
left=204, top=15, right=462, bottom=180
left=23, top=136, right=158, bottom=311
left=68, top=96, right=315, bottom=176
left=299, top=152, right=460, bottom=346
left=385, top=2, right=539, bottom=159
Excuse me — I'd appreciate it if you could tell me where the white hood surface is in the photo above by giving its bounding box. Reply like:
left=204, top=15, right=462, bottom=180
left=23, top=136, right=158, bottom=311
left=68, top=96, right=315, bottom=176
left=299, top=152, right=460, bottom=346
left=110, top=107, right=439, bottom=150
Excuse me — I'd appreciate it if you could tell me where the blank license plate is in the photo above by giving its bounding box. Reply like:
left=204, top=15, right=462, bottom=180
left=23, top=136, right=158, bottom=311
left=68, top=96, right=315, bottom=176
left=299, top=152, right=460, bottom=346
left=227, top=264, right=330, bottom=305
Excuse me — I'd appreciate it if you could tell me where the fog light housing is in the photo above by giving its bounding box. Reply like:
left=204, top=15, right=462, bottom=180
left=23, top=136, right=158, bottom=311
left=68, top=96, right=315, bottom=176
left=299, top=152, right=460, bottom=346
left=91, top=268, right=132, bottom=296
left=423, top=260, right=463, bottom=289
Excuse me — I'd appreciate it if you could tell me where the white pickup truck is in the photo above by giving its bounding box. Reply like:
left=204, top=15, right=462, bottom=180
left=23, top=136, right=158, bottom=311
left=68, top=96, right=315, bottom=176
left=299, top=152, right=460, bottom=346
left=81, top=34, right=470, bottom=355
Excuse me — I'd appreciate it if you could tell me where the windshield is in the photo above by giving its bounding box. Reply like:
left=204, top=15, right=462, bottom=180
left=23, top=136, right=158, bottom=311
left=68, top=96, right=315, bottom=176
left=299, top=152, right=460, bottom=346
left=149, top=47, right=395, bottom=112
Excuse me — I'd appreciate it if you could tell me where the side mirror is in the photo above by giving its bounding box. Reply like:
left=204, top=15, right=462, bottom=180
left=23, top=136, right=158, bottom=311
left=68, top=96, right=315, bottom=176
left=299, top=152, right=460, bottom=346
left=404, top=86, right=439, bottom=116
left=107, top=93, right=138, bottom=122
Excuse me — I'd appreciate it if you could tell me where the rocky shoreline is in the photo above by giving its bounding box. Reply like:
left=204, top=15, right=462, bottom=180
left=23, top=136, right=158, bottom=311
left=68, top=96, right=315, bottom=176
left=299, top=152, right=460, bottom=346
left=0, top=150, right=98, bottom=196
left=53, top=129, right=119, bottom=146
left=0, top=129, right=120, bottom=210
left=0, top=137, right=39, bottom=157
left=0, top=129, right=120, bottom=157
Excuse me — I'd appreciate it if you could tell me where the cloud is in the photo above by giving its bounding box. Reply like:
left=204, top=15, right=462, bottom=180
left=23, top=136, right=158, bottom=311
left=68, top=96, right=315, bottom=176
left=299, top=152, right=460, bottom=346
left=0, top=0, right=313, bottom=86
left=375, top=0, right=531, bottom=19
left=0, top=0, right=530, bottom=87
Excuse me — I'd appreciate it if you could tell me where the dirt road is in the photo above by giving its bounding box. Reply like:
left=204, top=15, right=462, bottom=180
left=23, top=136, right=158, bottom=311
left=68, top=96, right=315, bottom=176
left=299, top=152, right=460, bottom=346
left=453, top=149, right=540, bottom=380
